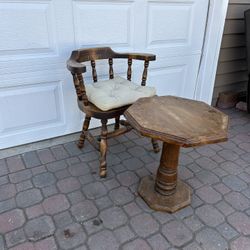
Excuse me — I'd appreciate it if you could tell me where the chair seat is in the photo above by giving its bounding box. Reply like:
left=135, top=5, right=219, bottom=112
left=85, top=76, right=156, bottom=111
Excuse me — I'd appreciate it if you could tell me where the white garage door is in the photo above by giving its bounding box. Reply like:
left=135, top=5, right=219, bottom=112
left=0, top=0, right=209, bottom=149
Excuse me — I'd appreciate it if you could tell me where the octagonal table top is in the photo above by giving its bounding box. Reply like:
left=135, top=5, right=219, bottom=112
left=124, top=96, right=229, bottom=147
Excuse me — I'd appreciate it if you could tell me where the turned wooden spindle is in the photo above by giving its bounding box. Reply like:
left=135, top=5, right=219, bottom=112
left=91, top=60, right=97, bottom=82
left=127, top=58, right=132, bottom=81
left=141, top=60, right=149, bottom=86
left=78, top=116, right=91, bottom=148
left=73, top=73, right=88, bottom=106
left=114, top=116, right=120, bottom=130
left=109, top=58, right=114, bottom=79
left=100, top=119, right=108, bottom=178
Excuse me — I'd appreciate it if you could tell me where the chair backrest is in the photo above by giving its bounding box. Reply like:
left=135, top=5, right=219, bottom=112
left=67, top=47, right=156, bottom=106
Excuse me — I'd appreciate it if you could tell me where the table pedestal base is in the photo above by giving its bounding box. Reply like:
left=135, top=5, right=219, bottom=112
left=138, top=176, right=191, bottom=213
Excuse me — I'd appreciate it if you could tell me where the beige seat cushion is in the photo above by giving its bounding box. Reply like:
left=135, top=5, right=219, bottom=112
left=85, top=76, right=156, bottom=111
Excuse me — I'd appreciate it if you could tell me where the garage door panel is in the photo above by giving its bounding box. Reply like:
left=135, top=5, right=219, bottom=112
left=73, top=0, right=135, bottom=50
left=0, top=0, right=58, bottom=60
left=147, top=55, right=200, bottom=98
left=146, top=0, right=209, bottom=57
left=0, top=81, right=64, bottom=135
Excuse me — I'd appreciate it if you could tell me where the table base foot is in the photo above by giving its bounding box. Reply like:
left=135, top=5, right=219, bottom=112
left=138, top=176, right=191, bottom=213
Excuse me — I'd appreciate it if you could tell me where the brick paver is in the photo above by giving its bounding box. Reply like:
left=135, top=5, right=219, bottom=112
left=0, top=108, right=249, bottom=249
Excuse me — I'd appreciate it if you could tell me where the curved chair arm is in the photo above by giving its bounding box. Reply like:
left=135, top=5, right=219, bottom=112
left=114, top=52, right=156, bottom=61
left=67, top=59, right=87, bottom=74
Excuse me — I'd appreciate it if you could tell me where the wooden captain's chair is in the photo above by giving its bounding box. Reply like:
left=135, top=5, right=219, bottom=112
left=67, top=47, right=159, bottom=177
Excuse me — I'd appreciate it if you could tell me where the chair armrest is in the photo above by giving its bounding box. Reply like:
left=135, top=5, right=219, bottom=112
left=67, top=59, right=87, bottom=74
left=114, top=52, right=156, bottom=61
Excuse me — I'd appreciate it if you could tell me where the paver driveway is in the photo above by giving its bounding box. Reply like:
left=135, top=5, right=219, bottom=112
left=0, top=108, right=249, bottom=250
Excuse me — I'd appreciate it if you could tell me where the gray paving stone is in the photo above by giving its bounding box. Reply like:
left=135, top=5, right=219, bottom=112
left=184, top=215, right=204, bottom=232
left=87, top=230, right=119, bottom=250
left=100, top=206, right=128, bottom=230
left=103, top=178, right=120, bottom=191
left=56, top=223, right=86, bottom=250
left=123, top=158, right=144, bottom=171
left=0, top=209, right=25, bottom=234
left=0, top=175, right=8, bottom=186
left=51, top=145, right=70, bottom=160
left=42, top=184, right=58, bottom=197
left=0, top=235, right=6, bottom=250
left=196, top=170, right=219, bottom=185
left=196, top=185, right=222, bottom=204
left=228, top=212, right=250, bottom=236
left=9, top=169, right=32, bottom=184
left=220, top=161, right=243, bottom=175
left=218, top=149, right=239, bottom=161
left=0, top=159, right=8, bottom=176
left=32, top=172, right=56, bottom=188
left=130, top=213, right=159, bottom=238
left=46, top=160, right=68, bottom=172
left=231, top=236, right=250, bottom=250
left=195, top=205, right=225, bottom=227
left=225, top=191, right=250, bottom=211
left=54, top=211, right=73, bottom=228
left=174, top=206, right=194, bottom=220
left=109, top=144, right=127, bottom=154
left=195, top=157, right=217, bottom=170
left=0, top=183, right=16, bottom=201
left=183, top=242, right=203, bottom=250
left=109, top=186, right=134, bottom=205
left=83, top=181, right=107, bottom=199
left=42, top=194, right=70, bottom=215
left=162, top=220, right=193, bottom=247
left=37, top=149, right=55, bottom=164
left=222, top=175, right=248, bottom=191
left=22, top=151, right=41, bottom=168
left=79, top=151, right=99, bottom=162
left=64, top=142, right=83, bottom=156
left=114, top=225, right=135, bottom=244
left=25, top=215, right=55, bottom=242
left=68, top=162, right=90, bottom=176
left=122, top=238, right=151, bottom=250
left=196, top=146, right=217, bottom=157
left=95, top=195, right=113, bottom=210
left=217, top=222, right=239, bottom=240
left=123, top=202, right=142, bottom=217
left=215, top=200, right=235, bottom=216
left=196, top=228, right=228, bottom=250
left=16, top=180, right=33, bottom=192
left=16, top=189, right=43, bottom=208
left=0, top=198, right=16, bottom=214
left=57, top=177, right=81, bottom=194
left=71, top=200, right=98, bottom=222
left=5, top=228, right=26, bottom=248
left=128, top=146, right=147, bottom=157
left=116, top=171, right=139, bottom=187
left=147, top=233, right=170, bottom=250
left=7, top=156, right=25, bottom=172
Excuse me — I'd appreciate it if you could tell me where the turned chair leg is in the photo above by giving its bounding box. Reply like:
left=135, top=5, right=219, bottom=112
left=114, top=116, right=120, bottom=130
left=78, top=116, right=91, bottom=149
left=151, top=139, right=160, bottom=153
left=100, top=119, right=108, bottom=178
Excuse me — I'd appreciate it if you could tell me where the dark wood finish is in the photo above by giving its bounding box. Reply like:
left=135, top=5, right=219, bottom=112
left=125, top=96, right=229, bottom=212
left=78, top=116, right=91, bottom=148
left=245, top=9, right=250, bottom=113
left=127, top=59, right=132, bottom=81
left=125, top=96, right=229, bottom=147
left=100, top=119, right=108, bottom=178
left=109, top=58, right=114, bottom=79
left=67, top=47, right=158, bottom=177
left=141, top=60, right=149, bottom=86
